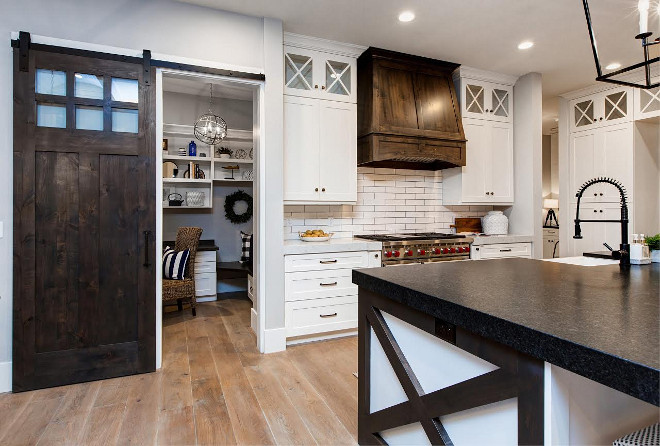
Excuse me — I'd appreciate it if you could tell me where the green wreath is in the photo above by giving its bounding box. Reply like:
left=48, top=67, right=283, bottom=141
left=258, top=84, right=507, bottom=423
left=224, top=190, right=253, bottom=224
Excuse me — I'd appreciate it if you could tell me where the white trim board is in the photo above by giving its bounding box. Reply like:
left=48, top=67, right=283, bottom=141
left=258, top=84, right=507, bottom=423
left=284, top=32, right=366, bottom=58
left=0, top=361, right=10, bottom=393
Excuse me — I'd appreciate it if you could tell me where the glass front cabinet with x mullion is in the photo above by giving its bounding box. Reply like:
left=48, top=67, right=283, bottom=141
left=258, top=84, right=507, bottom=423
left=569, top=87, right=633, bottom=132
left=284, top=46, right=357, bottom=103
left=456, top=78, right=513, bottom=123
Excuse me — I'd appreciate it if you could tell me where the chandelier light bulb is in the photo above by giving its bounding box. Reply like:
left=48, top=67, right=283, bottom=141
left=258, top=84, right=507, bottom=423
left=639, top=0, right=650, bottom=34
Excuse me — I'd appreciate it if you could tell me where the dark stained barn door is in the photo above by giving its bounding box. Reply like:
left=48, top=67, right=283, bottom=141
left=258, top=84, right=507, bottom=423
left=13, top=38, right=156, bottom=392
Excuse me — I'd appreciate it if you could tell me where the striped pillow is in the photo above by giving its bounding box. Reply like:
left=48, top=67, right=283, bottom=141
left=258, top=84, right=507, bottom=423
left=163, top=246, right=190, bottom=280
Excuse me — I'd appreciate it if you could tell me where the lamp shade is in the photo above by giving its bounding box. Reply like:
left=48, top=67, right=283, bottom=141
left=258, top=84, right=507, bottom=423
left=543, top=198, right=559, bottom=209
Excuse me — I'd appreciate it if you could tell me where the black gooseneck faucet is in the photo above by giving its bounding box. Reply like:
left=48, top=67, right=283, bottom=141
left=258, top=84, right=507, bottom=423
left=574, top=177, right=630, bottom=266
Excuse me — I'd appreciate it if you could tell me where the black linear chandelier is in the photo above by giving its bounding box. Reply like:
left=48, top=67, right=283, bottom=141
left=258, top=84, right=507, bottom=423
left=582, top=0, right=659, bottom=89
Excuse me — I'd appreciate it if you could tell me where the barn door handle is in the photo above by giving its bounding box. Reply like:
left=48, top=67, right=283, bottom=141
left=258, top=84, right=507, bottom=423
left=143, top=230, right=152, bottom=267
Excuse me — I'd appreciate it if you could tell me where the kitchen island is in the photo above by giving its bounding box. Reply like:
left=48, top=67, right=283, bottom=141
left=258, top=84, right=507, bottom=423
left=353, top=259, right=659, bottom=445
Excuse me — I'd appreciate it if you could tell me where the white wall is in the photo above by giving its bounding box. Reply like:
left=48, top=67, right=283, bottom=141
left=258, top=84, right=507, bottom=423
left=0, top=0, right=282, bottom=391
left=506, top=73, right=544, bottom=257
left=283, top=168, right=492, bottom=238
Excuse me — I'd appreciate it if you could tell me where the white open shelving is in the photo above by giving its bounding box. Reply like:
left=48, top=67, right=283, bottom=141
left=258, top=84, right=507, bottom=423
left=162, top=123, right=254, bottom=210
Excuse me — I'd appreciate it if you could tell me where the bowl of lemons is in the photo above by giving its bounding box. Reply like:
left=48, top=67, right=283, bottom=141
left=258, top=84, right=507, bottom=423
left=299, top=229, right=334, bottom=242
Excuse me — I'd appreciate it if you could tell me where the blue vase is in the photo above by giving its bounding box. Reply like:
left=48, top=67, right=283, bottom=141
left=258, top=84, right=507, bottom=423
left=188, top=140, right=197, bottom=157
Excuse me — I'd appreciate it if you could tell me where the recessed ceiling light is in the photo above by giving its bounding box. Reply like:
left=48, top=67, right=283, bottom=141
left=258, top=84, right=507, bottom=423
left=398, top=11, right=415, bottom=22
left=605, top=62, right=621, bottom=70
left=517, top=41, right=534, bottom=50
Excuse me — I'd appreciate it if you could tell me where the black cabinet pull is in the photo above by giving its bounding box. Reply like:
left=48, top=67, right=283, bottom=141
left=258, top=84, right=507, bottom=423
left=143, top=230, right=152, bottom=267
left=320, top=259, right=338, bottom=264
left=320, top=282, right=338, bottom=287
left=499, top=248, right=512, bottom=252
left=320, top=313, right=338, bottom=318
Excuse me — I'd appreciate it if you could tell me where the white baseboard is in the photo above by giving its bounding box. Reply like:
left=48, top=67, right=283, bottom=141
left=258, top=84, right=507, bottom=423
left=196, top=296, right=217, bottom=303
left=287, top=329, right=357, bottom=346
left=263, top=327, right=286, bottom=353
left=250, top=308, right=258, bottom=334
left=0, top=361, right=11, bottom=393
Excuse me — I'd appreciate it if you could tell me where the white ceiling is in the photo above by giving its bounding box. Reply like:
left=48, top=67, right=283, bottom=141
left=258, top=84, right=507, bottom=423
left=179, top=0, right=657, bottom=133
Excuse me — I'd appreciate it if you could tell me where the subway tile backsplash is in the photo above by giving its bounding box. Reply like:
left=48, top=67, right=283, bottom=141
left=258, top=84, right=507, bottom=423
left=283, top=167, right=492, bottom=240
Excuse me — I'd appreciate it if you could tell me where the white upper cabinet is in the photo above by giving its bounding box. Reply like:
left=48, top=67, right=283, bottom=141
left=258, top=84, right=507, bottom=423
left=443, top=68, right=516, bottom=205
left=634, top=85, right=660, bottom=121
left=283, top=34, right=364, bottom=204
left=284, top=43, right=358, bottom=103
left=456, top=78, right=513, bottom=123
left=570, top=87, right=632, bottom=132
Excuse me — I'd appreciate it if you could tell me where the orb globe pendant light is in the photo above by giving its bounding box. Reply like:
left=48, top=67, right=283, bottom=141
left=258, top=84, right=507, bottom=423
left=194, top=83, right=228, bottom=145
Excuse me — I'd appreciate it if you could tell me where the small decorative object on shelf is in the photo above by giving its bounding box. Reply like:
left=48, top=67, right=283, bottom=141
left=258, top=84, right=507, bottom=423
left=199, top=153, right=206, bottom=157
left=222, top=165, right=240, bottom=180
left=224, top=190, right=253, bottom=224
left=162, top=139, right=168, bottom=152
left=234, top=148, right=247, bottom=159
left=168, top=193, right=184, bottom=207
left=194, top=83, right=228, bottom=144
left=248, top=148, right=253, bottom=160
left=188, top=140, right=197, bottom=157
left=178, top=147, right=187, bottom=156
left=216, top=147, right=232, bottom=159
left=163, top=161, right=178, bottom=178
left=242, top=169, right=254, bottom=181
left=186, top=191, right=206, bottom=207
left=482, top=210, right=509, bottom=235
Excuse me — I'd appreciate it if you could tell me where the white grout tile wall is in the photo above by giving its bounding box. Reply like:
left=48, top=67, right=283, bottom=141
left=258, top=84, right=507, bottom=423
left=283, top=167, right=493, bottom=240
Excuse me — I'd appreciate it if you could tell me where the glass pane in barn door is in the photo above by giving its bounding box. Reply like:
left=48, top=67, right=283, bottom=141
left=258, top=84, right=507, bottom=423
left=74, top=73, right=104, bottom=99
left=36, top=69, right=66, bottom=96
left=285, top=53, right=313, bottom=91
left=492, top=89, right=509, bottom=117
left=326, top=60, right=351, bottom=96
left=604, top=91, right=627, bottom=121
left=574, top=100, right=594, bottom=127
left=639, top=87, right=660, bottom=113
left=465, top=84, right=484, bottom=114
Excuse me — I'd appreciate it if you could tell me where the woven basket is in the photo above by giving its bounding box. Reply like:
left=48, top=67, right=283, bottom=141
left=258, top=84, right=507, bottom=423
left=186, top=191, right=206, bottom=207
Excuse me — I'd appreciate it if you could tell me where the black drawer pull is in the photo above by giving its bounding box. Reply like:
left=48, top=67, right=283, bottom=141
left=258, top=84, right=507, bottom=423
left=320, top=312, right=338, bottom=318
left=320, top=282, right=338, bottom=287
left=499, top=248, right=512, bottom=252
left=320, top=259, right=338, bottom=264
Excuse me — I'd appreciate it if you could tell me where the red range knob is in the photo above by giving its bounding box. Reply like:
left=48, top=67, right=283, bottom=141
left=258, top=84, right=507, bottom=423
left=405, top=249, right=413, bottom=256
left=442, top=248, right=449, bottom=254
left=419, top=249, right=426, bottom=255
left=457, top=247, right=463, bottom=253
left=386, top=251, right=392, bottom=258
left=465, top=246, right=470, bottom=253
left=394, top=251, right=401, bottom=257
left=450, top=247, right=456, bottom=253
left=434, top=248, right=441, bottom=254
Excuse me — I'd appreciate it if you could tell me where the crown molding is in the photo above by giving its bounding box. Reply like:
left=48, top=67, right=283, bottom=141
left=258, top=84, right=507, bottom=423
left=452, top=66, right=519, bottom=86
left=284, top=32, right=367, bottom=58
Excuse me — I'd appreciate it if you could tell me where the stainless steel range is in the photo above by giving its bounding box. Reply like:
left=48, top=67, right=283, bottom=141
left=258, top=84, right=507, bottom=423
left=354, top=233, right=473, bottom=266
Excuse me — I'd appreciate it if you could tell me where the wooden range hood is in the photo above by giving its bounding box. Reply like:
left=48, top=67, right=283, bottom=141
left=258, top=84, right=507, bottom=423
left=357, top=47, right=466, bottom=170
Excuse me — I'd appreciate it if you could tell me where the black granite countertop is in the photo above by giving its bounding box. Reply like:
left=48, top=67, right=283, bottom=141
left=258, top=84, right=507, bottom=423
left=353, top=259, right=659, bottom=406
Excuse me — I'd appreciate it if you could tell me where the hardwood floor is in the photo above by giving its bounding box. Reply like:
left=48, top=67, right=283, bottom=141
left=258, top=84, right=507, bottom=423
left=0, top=298, right=358, bottom=445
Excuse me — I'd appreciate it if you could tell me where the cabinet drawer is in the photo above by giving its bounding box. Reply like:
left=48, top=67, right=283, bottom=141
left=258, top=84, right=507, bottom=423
left=286, top=295, right=357, bottom=337
left=285, top=269, right=356, bottom=302
left=195, top=251, right=216, bottom=263
left=543, top=228, right=558, bottom=237
left=195, top=272, right=217, bottom=298
left=479, top=243, right=532, bottom=259
left=194, top=261, right=216, bottom=274
left=285, top=251, right=369, bottom=273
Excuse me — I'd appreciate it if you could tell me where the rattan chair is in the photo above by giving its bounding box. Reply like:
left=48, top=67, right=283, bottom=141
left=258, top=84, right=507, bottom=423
left=162, top=227, right=203, bottom=316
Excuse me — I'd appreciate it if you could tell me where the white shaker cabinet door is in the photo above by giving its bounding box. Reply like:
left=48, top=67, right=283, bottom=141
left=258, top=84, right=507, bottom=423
left=318, top=100, right=357, bottom=202
left=284, top=96, right=321, bottom=201
left=489, top=122, right=514, bottom=202
left=460, top=119, right=489, bottom=202
left=599, top=123, right=633, bottom=203
left=569, top=129, right=598, bottom=202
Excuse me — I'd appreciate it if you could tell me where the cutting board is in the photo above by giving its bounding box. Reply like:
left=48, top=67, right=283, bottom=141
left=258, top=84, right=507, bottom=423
left=451, top=217, right=482, bottom=234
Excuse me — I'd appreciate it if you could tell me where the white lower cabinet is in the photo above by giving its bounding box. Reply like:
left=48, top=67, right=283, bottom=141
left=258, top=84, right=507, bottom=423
left=195, top=251, right=217, bottom=301
left=470, top=242, right=532, bottom=260
left=543, top=228, right=560, bottom=259
left=285, top=250, right=370, bottom=339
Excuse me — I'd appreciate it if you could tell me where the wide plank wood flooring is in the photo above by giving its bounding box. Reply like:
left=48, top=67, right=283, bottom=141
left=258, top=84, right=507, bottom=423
left=0, top=298, right=358, bottom=445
